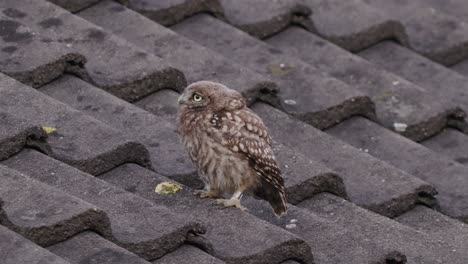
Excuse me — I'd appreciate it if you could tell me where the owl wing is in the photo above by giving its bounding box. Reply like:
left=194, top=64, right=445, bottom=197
left=209, top=109, right=287, bottom=215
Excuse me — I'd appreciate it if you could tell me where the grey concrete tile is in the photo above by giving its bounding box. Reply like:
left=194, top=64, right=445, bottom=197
left=78, top=0, right=277, bottom=105
left=0, top=0, right=186, bottom=101
left=396, top=205, right=468, bottom=254
left=359, top=41, right=468, bottom=133
left=364, top=0, right=468, bottom=65
left=152, top=245, right=224, bottom=264
left=219, top=0, right=312, bottom=39
left=0, top=225, right=71, bottom=264
left=294, top=193, right=466, bottom=263
left=48, top=0, right=101, bottom=13
left=100, top=163, right=314, bottom=264
left=423, top=128, right=468, bottom=165
left=0, top=112, right=49, bottom=161
left=40, top=75, right=193, bottom=178
left=0, top=73, right=151, bottom=175
left=172, top=14, right=375, bottom=130
left=327, top=117, right=468, bottom=221
left=125, top=0, right=224, bottom=26
left=267, top=26, right=463, bottom=141
left=253, top=102, right=435, bottom=218
left=2, top=150, right=206, bottom=260
left=48, top=232, right=151, bottom=264
left=452, top=58, right=468, bottom=77
left=0, top=164, right=109, bottom=247
left=304, top=0, right=408, bottom=51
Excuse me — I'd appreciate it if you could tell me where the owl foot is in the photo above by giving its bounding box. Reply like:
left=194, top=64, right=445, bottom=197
left=215, top=198, right=247, bottom=211
left=194, top=189, right=220, bottom=199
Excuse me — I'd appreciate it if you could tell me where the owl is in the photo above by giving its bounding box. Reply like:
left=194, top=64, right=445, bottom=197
left=176, top=81, right=287, bottom=217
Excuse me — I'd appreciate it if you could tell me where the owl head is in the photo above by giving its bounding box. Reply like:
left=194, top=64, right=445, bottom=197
left=177, top=81, right=246, bottom=111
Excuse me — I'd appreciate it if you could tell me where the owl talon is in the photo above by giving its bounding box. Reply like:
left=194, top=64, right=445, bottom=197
left=194, top=189, right=220, bottom=199
left=215, top=198, right=247, bottom=211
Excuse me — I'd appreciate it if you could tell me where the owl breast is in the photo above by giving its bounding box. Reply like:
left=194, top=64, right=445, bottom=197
left=180, top=126, right=258, bottom=194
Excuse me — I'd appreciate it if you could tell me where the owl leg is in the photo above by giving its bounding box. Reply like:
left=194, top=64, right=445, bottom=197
left=215, top=191, right=247, bottom=211
left=194, top=185, right=220, bottom=199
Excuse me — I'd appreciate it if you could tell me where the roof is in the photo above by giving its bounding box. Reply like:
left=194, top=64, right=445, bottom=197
left=1, top=0, right=468, bottom=263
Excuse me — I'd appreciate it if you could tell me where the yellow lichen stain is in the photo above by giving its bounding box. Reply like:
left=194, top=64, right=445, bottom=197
left=155, top=182, right=182, bottom=194
left=42, top=126, right=57, bottom=134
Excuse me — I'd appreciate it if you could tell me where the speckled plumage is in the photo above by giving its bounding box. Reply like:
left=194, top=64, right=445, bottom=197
left=176, top=81, right=287, bottom=216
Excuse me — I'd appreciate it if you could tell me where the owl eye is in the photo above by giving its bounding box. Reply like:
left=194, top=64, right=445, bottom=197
left=192, top=93, right=203, bottom=102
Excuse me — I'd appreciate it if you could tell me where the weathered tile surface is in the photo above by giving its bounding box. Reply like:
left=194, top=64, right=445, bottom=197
left=295, top=193, right=466, bottom=263
left=152, top=245, right=224, bottom=264
left=359, top=41, right=468, bottom=130
left=48, top=0, right=101, bottom=13
left=0, top=164, right=109, bottom=247
left=253, top=103, right=435, bottom=217
left=173, top=14, right=375, bottom=130
left=1, top=0, right=467, bottom=262
left=78, top=0, right=277, bottom=105
left=219, top=0, right=312, bottom=39
left=0, top=0, right=186, bottom=101
left=396, top=205, right=468, bottom=253
left=125, top=0, right=224, bottom=26
left=363, top=0, right=468, bottom=65
left=422, top=128, right=468, bottom=165
left=100, top=163, right=314, bottom=264
left=0, top=225, right=71, bottom=264
left=304, top=0, right=408, bottom=51
left=2, top=150, right=205, bottom=260
left=267, top=26, right=464, bottom=141
left=48, top=232, right=152, bottom=264
left=0, top=112, right=49, bottom=161
left=452, top=58, right=468, bottom=76
left=0, top=73, right=150, bottom=175
left=40, top=75, right=193, bottom=178
left=327, top=117, right=468, bottom=221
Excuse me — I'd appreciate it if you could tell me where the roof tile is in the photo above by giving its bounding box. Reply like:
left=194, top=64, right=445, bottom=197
left=172, top=14, right=375, bottom=129
left=364, top=0, right=468, bottom=65
left=396, top=205, right=468, bottom=253
left=0, top=225, right=70, bottom=264
left=0, top=112, right=49, bottom=161
left=304, top=0, right=408, bottom=51
left=296, top=193, right=467, bottom=263
left=423, top=128, right=468, bottom=165
left=78, top=0, right=277, bottom=104
left=0, top=164, right=109, bottom=247
left=0, top=0, right=186, bottom=101
left=327, top=117, right=468, bottom=220
left=2, top=150, right=205, bottom=260
left=126, top=0, right=224, bottom=26
left=41, top=75, right=193, bottom=178
left=253, top=103, right=435, bottom=217
left=153, top=245, right=224, bottom=264
left=0, top=73, right=151, bottom=175
left=100, top=163, right=314, bottom=263
left=48, top=231, right=151, bottom=264
left=267, top=26, right=464, bottom=141
left=359, top=41, right=468, bottom=127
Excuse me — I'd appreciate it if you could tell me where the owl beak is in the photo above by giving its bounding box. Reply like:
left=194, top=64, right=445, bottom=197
left=177, top=95, right=186, bottom=105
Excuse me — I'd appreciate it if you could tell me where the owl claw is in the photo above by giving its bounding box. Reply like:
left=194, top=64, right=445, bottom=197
left=215, top=198, right=247, bottom=211
left=194, top=189, right=220, bottom=199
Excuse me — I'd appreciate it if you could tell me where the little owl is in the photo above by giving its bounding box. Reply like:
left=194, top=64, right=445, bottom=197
left=177, top=81, right=287, bottom=216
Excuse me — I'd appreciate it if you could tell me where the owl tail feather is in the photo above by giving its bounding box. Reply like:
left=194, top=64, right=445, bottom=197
left=254, top=178, right=288, bottom=217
